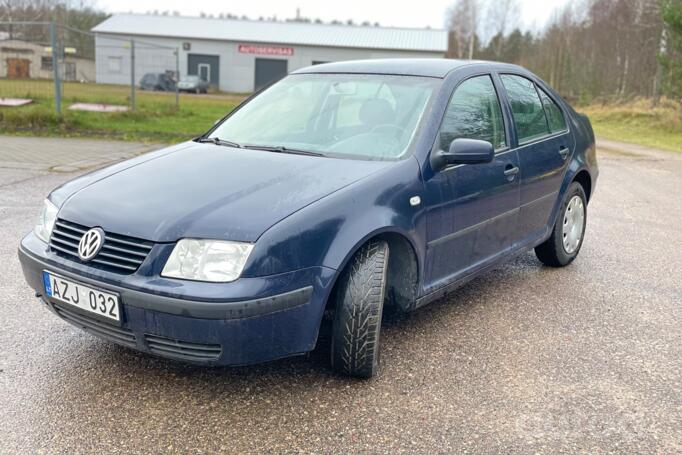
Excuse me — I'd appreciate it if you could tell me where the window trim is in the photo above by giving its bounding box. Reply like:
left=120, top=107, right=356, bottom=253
left=535, top=84, right=569, bottom=135
left=499, top=72, right=571, bottom=148
left=432, top=72, right=510, bottom=156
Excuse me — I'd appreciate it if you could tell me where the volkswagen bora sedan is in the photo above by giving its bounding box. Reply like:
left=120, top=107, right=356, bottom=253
left=19, top=59, right=598, bottom=378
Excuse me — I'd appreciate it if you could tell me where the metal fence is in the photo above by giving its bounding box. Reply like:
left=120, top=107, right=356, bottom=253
left=0, top=21, right=179, bottom=114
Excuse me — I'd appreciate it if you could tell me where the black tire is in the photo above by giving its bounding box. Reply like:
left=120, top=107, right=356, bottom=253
left=331, top=240, right=389, bottom=378
left=535, top=182, right=587, bottom=267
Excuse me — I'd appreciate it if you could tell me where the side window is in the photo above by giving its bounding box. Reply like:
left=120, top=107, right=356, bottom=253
left=538, top=88, right=567, bottom=133
left=500, top=75, right=550, bottom=144
left=438, top=75, right=506, bottom=151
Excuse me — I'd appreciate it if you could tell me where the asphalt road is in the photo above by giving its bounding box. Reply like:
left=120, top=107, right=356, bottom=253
left=1, top=137, right=680, bottom=454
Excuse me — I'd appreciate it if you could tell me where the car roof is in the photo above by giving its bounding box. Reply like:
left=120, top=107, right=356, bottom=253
left=293, top=58, right=525, bottom=79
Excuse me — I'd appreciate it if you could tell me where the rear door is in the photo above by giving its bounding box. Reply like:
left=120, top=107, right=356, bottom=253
left=499, top=74, right=572, bottom=245
left=423, top=74, right=521, bottom=292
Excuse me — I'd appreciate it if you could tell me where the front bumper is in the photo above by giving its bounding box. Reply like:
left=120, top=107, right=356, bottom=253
left=18, top=232, right=336, bottom=366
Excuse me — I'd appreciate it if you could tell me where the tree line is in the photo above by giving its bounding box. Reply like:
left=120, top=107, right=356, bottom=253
left=2, top=0, right=680, bottom=101
left=447, top=0, right=682, bottom=103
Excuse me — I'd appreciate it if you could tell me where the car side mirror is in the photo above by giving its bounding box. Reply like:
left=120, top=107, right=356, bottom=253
left=431, top=138, right=494, bottom=171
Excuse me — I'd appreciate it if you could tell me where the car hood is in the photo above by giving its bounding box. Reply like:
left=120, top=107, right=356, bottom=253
left=56, top=142, right=391, bottom=243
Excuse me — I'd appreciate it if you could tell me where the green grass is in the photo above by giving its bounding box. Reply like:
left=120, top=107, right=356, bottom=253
left=0, top=79, right=245, bottom=143
left=2, top=80, right=681, bottom=151
left=580, top=98, right=682, bottom=153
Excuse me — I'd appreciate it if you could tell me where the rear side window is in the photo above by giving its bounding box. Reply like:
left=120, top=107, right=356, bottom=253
left=538, top=88, right=567, bottom=133
left=500, top=75, right=550, bottom=144
left=438, top=75, right=506, bottom=151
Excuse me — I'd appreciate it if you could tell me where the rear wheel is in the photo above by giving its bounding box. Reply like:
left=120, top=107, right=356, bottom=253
left=331, top=240, right=389, bottom=378
left=535, top=182, right=587, bottom=267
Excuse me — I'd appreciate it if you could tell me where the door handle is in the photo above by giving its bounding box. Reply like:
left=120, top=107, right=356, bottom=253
left=559, top=147, right=570, bottom=160
left=504, top=165, right=519, bottom=180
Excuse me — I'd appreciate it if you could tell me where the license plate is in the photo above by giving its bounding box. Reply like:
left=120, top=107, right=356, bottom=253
left=43, top=271, right=120, bottom=322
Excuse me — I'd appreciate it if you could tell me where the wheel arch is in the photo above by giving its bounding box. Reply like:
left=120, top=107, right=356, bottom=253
left=572, top=169, right=593, bottom=202
left=323, top=227, right=421, bottom=315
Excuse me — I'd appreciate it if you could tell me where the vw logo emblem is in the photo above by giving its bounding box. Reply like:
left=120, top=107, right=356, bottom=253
left=78, top=228, right=105, bottom=261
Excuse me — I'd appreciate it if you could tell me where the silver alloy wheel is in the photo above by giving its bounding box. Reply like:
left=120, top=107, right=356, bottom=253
left=562, top=195, right=585, bottom=254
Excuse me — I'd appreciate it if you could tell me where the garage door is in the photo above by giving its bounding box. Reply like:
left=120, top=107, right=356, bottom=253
left=187, top=54, right=220, bottom=88
left=254, top=59, right=288, bottom=91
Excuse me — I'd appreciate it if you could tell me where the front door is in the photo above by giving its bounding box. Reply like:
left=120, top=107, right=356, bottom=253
left=423, top=75, right=521, bottom=293
left=198, top=64, right=210, bottom=83
left=499, top=74, right=573, bottom=244
left=187, top=54, right=219, bottom=88
left=6, top=58, right=30, bottom=79
left=254, top=58, right=288, bottom=91
left=64, top=62, right=76, bottom=81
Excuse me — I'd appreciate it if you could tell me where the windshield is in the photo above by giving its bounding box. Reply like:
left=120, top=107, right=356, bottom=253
left=209, top=73, right=438, bottom=161
left=184, top=76, right=200, bottom=82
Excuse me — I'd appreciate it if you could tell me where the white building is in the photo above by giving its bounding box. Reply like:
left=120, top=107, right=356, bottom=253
left=92, top=14, right=448, bottom=93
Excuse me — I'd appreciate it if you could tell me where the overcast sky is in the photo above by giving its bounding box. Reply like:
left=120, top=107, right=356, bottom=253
left=95, top=0, right=569, bottom=31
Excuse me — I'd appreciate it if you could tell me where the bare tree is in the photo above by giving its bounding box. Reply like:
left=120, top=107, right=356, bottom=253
left=446, top=0, right=481, bottom=59
left=485, top=0, right=520, bottom=58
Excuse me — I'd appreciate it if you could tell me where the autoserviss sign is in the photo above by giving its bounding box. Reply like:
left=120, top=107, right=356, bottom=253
left=238, top=44, right=294, bottom=56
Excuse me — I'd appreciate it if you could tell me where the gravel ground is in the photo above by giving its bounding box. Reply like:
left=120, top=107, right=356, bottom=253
left=0, top=139, right=680, bottom=454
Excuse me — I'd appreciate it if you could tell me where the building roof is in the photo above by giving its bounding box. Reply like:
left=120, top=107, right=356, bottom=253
left=92, top=14, right=448, bottom=53
left=294, top=58, right=486, bottom=78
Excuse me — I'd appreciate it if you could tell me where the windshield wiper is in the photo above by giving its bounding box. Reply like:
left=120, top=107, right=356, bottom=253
left=243, top=144, right=325, bottom=157
left=196, top=137, right=243, bottom=148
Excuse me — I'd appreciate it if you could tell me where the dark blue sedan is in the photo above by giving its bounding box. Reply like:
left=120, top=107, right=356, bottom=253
left=19, top=59, right=598, bottom=377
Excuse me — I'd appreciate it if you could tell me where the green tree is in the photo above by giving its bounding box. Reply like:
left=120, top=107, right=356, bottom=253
left=660, top=0, right=682, bottom=98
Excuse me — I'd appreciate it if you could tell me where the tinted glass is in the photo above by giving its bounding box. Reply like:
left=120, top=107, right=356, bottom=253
left=538, top=88, right=567, bottom=133
left=210, top=74, right=437, bottom=161
left=438, top=76, right=506, bottom=151
left=501, top=75, right=550, bottom=144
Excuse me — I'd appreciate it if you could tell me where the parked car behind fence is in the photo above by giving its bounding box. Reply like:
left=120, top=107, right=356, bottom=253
left=139, top=72, right=176, bottom=92
left=178, top=75, right=209, bottom=94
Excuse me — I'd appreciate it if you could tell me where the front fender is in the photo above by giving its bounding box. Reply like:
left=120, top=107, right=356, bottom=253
left=242, top=157, right=426, bottom=278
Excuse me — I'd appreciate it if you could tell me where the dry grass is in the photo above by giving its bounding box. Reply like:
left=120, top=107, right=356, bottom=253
left=580, top=98, right=682, bottom=152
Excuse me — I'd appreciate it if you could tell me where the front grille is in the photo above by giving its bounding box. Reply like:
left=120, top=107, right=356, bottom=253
left=145, top=334, right=222, bottom=362
left=50, top=219, right=154, bottom=274
left=54, top=304, right=137, bottom=348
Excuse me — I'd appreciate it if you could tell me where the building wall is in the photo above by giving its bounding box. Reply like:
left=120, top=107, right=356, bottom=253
left=1, top=39, right=95, bottom=81
left=95, top=33, right=444, bottom=93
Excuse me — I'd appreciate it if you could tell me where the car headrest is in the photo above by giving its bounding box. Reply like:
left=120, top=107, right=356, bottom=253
left=359, top=98, right=395, bottom=127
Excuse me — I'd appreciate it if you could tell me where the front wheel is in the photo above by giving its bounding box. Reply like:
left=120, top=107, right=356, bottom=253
left=535, top=182, right=587, bottom=267
left=331, top=240, right=389, bottom=378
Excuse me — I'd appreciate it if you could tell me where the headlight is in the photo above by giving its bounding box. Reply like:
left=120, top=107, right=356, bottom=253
left=162, top=239, right=254, bottom=282
left=34, top=199, right=59, bottom=243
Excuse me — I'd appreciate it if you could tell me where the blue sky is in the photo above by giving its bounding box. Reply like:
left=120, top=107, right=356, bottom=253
left=96, top=0, right=570, bottom=31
